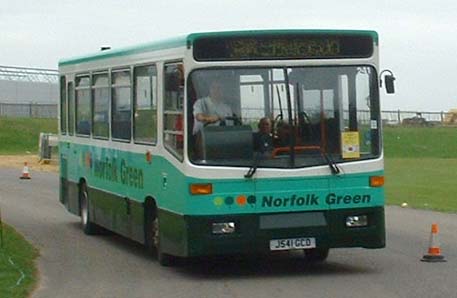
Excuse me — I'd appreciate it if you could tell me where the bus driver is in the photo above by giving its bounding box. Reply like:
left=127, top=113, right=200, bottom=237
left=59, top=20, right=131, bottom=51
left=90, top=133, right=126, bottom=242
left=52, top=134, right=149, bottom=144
left=192, top=80, right=234, bottom=135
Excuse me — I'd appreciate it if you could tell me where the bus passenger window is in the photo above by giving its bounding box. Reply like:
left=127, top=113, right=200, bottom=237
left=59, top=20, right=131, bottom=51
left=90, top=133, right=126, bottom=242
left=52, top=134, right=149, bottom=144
left=112, top=69, right=132, bottom=141
left=92, top=72, right=109, bottom=139
left=163, top=63, right=184, bottom=159
left=134, top=65, right=157, bottom=144
left=60, top=76, right=67, bottom=134
left=68, top=82, right=74, bottom=135
left=75, top=75, right=91, bottom=136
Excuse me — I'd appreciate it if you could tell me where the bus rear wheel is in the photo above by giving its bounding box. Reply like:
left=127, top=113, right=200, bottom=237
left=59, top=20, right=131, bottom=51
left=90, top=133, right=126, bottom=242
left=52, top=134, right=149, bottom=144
left=79, top=182, right=97, bottom=235
left=304, top=248, right=329, bottom=263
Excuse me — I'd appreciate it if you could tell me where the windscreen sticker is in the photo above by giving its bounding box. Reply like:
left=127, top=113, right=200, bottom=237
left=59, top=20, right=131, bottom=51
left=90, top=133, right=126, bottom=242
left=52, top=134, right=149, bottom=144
left=341, top=131, right=360, bottom=159
left=371, top=120, right=378, bottom=129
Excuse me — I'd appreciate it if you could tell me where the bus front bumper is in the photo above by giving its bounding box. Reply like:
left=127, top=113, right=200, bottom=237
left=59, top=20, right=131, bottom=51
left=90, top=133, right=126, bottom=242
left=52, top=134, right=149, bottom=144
left=158, top=207, right=385, bottom=257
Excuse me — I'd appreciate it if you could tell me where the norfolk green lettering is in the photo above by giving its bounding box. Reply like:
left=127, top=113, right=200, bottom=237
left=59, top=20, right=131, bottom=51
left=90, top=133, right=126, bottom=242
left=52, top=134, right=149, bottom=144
left=325, top=193, right=371, bottom=204
left=262, top=194, right=319, bottom=207
left=261, top=193, right=371, bottom=207
left=92, top=156, right=144, bottom=189
left=93, top=157, right=118, bottom=182
left=120, top=159, right=144, bottom=189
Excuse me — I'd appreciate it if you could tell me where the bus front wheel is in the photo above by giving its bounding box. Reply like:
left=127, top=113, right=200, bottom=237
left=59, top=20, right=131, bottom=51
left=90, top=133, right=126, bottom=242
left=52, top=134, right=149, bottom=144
left=145, top=204, right=175, bottom=266
left=79, top=182, right=97, bottom=235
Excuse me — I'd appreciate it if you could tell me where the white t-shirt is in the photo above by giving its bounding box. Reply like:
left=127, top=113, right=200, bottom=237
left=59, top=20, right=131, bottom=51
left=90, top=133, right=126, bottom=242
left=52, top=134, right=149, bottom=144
left=192, top=96, right=233, bottom=134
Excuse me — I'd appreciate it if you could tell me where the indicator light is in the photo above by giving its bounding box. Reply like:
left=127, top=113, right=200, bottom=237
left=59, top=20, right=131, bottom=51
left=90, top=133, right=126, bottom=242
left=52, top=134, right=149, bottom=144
left=370, top=176, right=384, bottom=187
left=190, top=183, right=213, bottom=195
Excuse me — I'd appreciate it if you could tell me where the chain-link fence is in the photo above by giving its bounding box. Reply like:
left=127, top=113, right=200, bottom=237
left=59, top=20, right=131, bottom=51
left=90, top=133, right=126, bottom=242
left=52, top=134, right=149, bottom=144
left=381, top=110, right=454, bottom=126
left=0, top=102, right=57, bottom=118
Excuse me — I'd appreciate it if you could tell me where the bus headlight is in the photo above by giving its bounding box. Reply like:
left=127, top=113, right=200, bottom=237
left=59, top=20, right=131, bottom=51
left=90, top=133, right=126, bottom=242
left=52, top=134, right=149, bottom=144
left=212, top=222, right=236, bottom=234
left=346, top=215, right=368, bottom=227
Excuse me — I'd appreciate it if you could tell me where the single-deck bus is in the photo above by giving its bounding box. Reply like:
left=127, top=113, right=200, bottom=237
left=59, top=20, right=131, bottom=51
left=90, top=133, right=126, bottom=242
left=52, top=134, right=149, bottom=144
left=59, top=30, right=395, bottom=266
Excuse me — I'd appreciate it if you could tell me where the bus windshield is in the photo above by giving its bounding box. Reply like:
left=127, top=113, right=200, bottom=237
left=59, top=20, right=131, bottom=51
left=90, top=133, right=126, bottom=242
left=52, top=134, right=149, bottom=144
left=187, top=66, right=380, bottom=169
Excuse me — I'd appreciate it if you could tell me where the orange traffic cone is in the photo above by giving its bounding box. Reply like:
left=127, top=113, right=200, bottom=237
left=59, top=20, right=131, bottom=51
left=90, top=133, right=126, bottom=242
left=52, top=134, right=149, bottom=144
left=19, top=162, right=31, bottom=180
left=421, top=223, right=446, bottom=262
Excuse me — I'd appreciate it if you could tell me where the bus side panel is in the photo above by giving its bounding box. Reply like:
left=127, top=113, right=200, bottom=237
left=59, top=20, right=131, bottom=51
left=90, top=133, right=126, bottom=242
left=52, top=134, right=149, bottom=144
left=158, top=209, right=188, bottom=257
left=130, top=199, right=145, bottom=244
left=60, top=145, right=80, bottom=215
left=68, top=181, right=80, bottom=215
left=89, top=186, right=145, bottom=244
left=59, top=156, right=68, bottom=205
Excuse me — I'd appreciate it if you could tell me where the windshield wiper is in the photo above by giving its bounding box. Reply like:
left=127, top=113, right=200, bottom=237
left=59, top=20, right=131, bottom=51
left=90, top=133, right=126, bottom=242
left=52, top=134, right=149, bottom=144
left=244, top=152, right=260, bottom=178
left=321, top=151, right=340, bottom=175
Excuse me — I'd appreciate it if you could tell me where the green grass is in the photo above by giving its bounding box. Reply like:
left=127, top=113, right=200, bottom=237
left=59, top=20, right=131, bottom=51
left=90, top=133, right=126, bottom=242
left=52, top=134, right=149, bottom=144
left=385, top=158, right=457, bottom=212
left=383, top=126, right=457, bottom=212
left=383, top=126, right=457, bottom=158
left=0, top=118, right=57, bottom=155
left=0, top=223, right=39, bottom=298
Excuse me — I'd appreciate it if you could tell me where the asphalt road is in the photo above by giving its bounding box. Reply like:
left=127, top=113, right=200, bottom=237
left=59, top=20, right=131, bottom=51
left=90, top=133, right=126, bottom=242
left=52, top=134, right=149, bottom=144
left=0, top=168, right=456, bottom=298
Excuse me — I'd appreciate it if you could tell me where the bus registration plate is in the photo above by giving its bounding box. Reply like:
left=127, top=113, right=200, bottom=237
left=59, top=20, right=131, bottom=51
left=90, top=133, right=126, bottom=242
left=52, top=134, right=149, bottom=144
left=270, top=237, right=316, bottom=251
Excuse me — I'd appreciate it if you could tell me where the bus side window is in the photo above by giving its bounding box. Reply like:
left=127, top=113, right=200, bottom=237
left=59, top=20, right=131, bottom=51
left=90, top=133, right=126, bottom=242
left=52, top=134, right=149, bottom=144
left=75, top=75, right=91, bottom=136
left=60, top=76, right=67, bottom=134
left=134, top=65, right=157, bottom=144
left=68, top=82, right=75, bottom=135
left=112, top=69, right=132, bottom=141
left=92, top=72, right=109, bottom=139
left=163, top=62, right=184, bottom=159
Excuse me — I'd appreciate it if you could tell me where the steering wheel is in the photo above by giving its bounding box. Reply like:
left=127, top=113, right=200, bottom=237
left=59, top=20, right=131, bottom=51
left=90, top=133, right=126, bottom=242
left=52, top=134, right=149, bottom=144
left=203, top=115, right=241, bottom=127
left=223, top=115, right=242, bottom=126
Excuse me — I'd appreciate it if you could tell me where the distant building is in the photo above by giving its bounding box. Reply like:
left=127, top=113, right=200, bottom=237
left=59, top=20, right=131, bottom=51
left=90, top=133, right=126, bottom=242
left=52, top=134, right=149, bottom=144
left=0, top=65, right=58, bottom=104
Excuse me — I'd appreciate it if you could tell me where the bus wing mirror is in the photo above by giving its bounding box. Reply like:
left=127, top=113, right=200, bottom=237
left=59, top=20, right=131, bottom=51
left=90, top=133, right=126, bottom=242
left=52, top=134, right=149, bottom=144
left=384, top=75, right=395, bottom=94
left=380, top=70, right=396, bottom=94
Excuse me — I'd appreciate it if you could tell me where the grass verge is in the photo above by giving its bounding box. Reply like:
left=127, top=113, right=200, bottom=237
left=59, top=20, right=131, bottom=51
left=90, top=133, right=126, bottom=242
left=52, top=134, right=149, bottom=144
left=0, top=117, right=57, bottom=155
left=385, top=158, right=457, bottom=212
left=0, top=223, right=39, bottom=298
left=383, top=126, right=457, bottom=158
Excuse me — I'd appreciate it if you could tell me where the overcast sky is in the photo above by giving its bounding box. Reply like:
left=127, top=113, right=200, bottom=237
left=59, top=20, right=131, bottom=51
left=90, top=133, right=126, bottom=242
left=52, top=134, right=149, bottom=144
left=1, top=0, right=456, bottom=111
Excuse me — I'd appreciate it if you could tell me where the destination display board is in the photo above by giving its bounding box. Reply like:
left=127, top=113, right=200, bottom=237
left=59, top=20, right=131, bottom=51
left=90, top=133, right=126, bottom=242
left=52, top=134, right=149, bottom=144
left=193, top=34, right=373, bottom=61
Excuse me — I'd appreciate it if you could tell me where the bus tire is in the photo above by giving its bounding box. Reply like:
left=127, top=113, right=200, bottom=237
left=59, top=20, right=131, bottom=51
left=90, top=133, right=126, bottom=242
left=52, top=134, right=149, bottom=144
left=144, top=202, right=158, bottom=255
left=144, top=203, right=175, bottom=266
left=154, top=217, right=177, bottom=266
left=304, top=248, right=329, bottom=263
left=79, top=182, right=97, bottom=235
